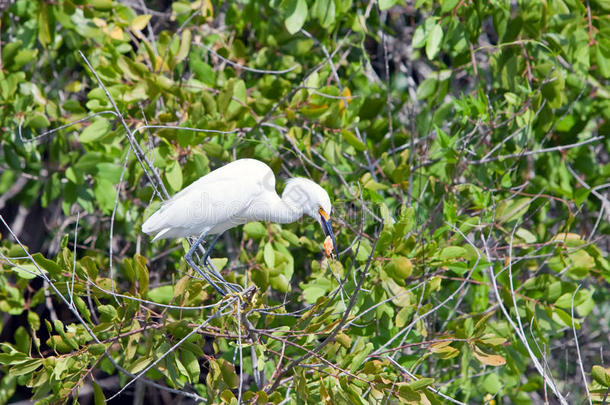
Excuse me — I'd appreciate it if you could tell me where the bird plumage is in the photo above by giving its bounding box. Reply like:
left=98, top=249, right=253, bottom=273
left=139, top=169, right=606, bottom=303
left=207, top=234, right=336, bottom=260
left=142, top=158, right=333, bottom=242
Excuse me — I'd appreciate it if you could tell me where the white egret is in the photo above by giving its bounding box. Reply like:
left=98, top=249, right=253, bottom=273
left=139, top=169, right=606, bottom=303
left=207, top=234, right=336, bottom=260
left=142, top=158, right=338, bottom=295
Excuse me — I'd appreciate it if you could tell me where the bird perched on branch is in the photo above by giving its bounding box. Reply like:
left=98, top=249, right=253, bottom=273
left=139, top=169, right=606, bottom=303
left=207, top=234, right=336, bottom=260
left=142, top=158, right=338, bottom=296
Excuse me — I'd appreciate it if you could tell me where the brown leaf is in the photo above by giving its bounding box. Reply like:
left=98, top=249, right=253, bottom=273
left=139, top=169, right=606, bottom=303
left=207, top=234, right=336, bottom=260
left=473, top=345, right=506, bottom=366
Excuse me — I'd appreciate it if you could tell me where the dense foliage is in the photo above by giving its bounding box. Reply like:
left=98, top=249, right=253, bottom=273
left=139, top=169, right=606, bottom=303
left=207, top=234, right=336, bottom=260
left=1, top=0, right=609, bottom=403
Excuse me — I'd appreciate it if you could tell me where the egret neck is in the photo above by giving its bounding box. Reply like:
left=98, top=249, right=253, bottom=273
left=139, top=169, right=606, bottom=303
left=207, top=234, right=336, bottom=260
left=245, top=181, right=311, bottom=224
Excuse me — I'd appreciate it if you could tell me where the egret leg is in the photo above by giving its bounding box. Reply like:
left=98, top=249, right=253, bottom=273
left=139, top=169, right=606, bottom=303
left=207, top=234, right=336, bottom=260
left=200, top=233, right=242, bottom=293
left=185, top=231, right=227, bottom=296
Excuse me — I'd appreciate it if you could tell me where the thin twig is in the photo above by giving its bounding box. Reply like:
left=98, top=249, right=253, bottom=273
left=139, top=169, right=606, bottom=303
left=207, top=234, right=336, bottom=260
left=571, top=285, right=592, bottom=405
left=469, top=136, right=603, bottom=164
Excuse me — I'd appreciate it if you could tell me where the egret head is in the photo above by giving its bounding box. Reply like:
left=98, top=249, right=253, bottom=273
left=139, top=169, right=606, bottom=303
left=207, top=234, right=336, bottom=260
left=283, top=178, right=338, bottom=258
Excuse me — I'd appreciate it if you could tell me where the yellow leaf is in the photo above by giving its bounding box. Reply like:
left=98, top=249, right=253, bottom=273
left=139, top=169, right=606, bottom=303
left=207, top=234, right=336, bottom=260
left=472, top=346, right=506, bottom=366
left=154, top=56, right=171, bottom=72
left=418, top=393, right=432, bottom=405
left=552, top=232, right=581, bottom=241
left=335, top=332, right=351, bottom=348
left=196, top=0, right=213, bottom=19
left=552, top=232, right=585, bottom=247
left=92, top=17, right=107, bottom=28
left=429, top=340, right=452, bottom=351
left=132, top=14, right=152, bottom=31
left=339, top=87, right=352, bottom=111
left=395, top=306, right=412, bottom=328
left=429, top=341, right=459, bottom=359
left=109, top=26, right=124, bottom=40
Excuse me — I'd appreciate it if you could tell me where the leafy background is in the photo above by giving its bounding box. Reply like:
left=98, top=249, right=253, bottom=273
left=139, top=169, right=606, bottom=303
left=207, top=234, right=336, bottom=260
left=0, top=0, right=609, bottom=403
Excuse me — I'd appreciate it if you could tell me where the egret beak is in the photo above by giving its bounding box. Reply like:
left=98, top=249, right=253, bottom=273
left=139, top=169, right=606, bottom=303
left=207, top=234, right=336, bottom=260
left=319, top=207, right=338, bottom=259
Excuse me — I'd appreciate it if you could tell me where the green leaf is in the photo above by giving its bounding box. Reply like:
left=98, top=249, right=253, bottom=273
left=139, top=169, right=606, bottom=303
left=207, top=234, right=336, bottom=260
left=9, top=359, right=42, bottom=376
left=341, top=129, right=366, bottom=151
left=408, top=377, right=435, bottom=391
left=53, top=320, right=79, bottom=351
left=127, top=356, right=153, bottom=374
left=89, top=344, right=107, bottom=356
left=92, top=380, right=106, bottom=405
left=416, top=77, right=437, bottom=100
left=302, top=278, right=332, bottom=303
left=146, top=285, right=174, bottom=304
left=270, top=274, right=290, bottom=292
left=284, top=0, right=308, bottom=35
left=191, top=59, right=215, bottom=87
left=218, top=359, right=238, bottom=389
left=244, top=222, right=266, bottom=239
left=217, top=79, right=234, bottom=114
left=355, top=239, right=372, bottom=262
left=26, top=113, right=50, bottom=130
left=482, top=373, right=502, bottom=393
left=569, top=249, right=595, bottom=270
left=134, top=254, right=149, bottom=294
left=12, top=264, right=44, bottom=280
left=13, top=49, right=38, bottom=70
left=251, top=266, right=269, bottom=291
left=210, top=258, right=228, bottom=271
left=94, top=178, right=117, bottom=213
left=496, top=198, right=531, bottom=224
left=28, top=311, right=41, bottom=330
left=336, top=333, right=351, bottom=348
left=596, top=41, right=610, bottom=78
left=220, top=390, right=236, bottom=403
left=551, top=232, right=584, bottom=248
left=2, top=40, right=22, bottom=66
left=398, top=384, right=420, bottom=401
left=479, top=334, right=507, bottom=346
left=591, top=365, right=610, bottom=387
left=500, top=172, right=512, bottom=188
left=314, top=0, right=335, bottom=28
left=426, top=24, right=443, bottom=59
left=30, top=254, right=58, bottom=279
left=441, top=0, right=460, bottom=13
left=165, top=160, right=183, bottom=192
left=89, top=0, right=113, bottom=11
left=264, top=243, right=275, bottom=268
left=349, top=342, right=373, bottom=372
left=379, top=0, right=397, bottom=11
left=227, top=79, right=246, bottom=118
left=439, top=246, right=466, bottom=260
left=295, top=369, right=308, bottom=400
left=97, top=305, right=118, bottom=322
left=182, top=349, right=200, bottom=383
left=280, top=229, right=300, bottom=245
left=395, top=206, right=415, bottom=237
left=80, top=118, right=111, bottom=143
left=386, top=255, right=413, bottom=280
